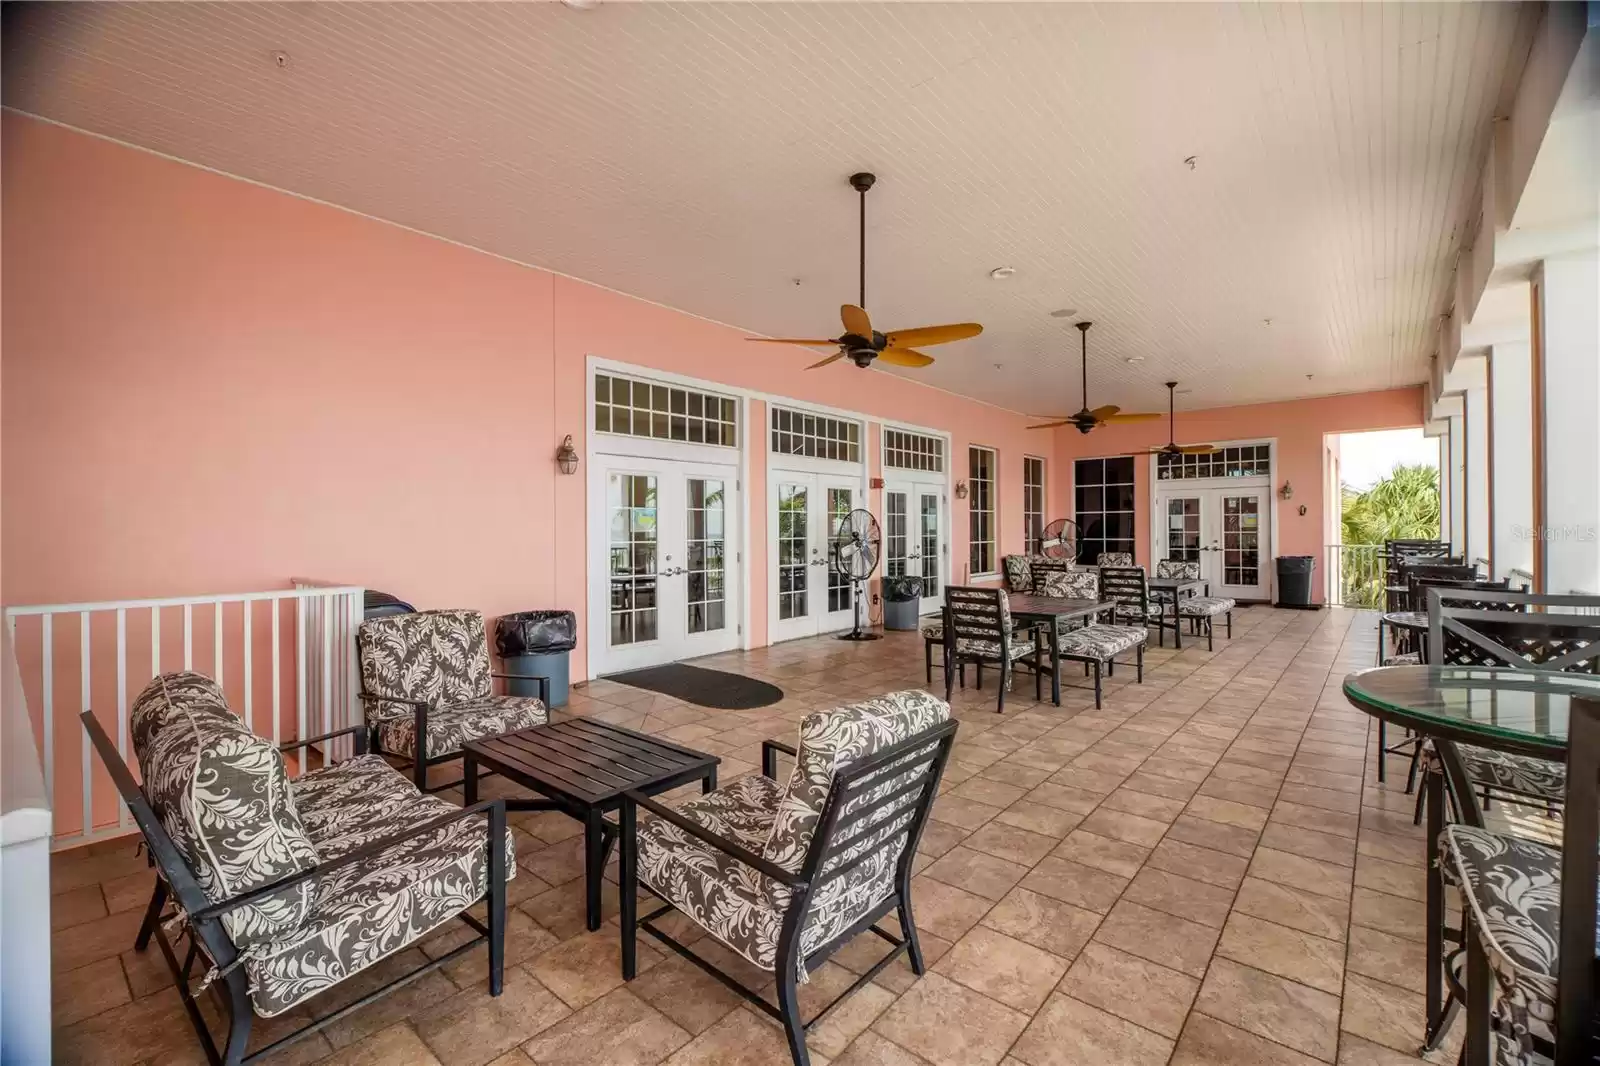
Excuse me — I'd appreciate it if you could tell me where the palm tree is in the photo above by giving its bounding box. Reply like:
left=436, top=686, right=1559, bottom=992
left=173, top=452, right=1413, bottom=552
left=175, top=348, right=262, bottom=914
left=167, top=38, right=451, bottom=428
left=1338, top=464, right=1440, bottom=606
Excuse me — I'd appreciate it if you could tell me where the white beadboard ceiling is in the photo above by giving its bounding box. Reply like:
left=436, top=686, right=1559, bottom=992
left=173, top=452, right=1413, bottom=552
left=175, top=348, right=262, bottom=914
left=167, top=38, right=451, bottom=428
left=2, top=2, right=1538, bottom=415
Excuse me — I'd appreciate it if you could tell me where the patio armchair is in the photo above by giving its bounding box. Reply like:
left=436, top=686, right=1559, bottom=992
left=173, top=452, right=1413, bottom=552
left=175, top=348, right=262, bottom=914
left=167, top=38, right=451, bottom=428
left=95, top=671, right=511, bottom=1066
left=941, top=585, right=1044, bottom=712
left=624, top=691, right=959, bottom=1066
left=357, top=609, right=550, bottom=791
left=1154, top=559, right=1234, bottom=650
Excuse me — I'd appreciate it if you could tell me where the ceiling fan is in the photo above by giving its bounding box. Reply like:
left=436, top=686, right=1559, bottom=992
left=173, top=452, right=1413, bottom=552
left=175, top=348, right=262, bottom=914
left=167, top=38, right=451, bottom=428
left=1125, top=382, right=1219, bottom=456
left=1027, top=322, right=1162, bottom=433
left=746, top=172, right=983, bottom=370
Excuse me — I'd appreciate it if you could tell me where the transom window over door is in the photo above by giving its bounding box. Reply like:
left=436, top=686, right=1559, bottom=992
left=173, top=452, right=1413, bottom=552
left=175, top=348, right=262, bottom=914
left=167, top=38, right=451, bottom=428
left=1024, top=456, right=1046, bottom=554
left=1157, top=443, right=1272, bottom=480
left=968, top=446, right=997, bottom=576
left=771, top=407, right=860, bottom=462
left=1075, top=457, right=1135, bottom=565
left=594, top=372, right=737, bottom=447
left=884, top=429, right=944, bottom=472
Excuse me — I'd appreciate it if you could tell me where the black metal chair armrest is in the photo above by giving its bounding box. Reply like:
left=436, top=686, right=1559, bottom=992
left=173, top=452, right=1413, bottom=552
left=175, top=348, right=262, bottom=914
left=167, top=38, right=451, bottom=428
left=190, top=798, right=507, bottom=922
left=491, top=673, right=550, bottom=704
left=279, top=725, right=368, bottom=757
left=624, top=789, right=807, bottom=888
left=761, top=739, right=797, bottom=779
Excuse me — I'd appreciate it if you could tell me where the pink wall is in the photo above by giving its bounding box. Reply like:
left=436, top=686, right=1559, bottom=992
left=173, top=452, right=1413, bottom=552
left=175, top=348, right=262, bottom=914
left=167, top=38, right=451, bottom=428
left=1057, top=388, right=1424, bottom=600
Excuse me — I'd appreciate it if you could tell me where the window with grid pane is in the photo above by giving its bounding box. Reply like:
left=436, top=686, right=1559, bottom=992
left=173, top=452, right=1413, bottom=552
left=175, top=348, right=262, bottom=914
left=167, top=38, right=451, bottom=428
left=1024, top=456, right=1046, bottom=554
left=884, top=429, right=944, bottom=472
left=770, top=407, right=860, bottom=462
left=1074, top=457, right=1135, bottom=565
left=594, top=373, right=737, bottom=447
left=968, top=446, right=997, bottom=575
left=1156, top=443, right=1272, bottom=480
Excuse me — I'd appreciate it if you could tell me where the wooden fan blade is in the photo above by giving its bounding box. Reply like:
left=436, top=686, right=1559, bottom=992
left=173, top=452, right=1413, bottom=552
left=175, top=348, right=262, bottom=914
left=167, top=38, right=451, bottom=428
left=1089, top=404, right=1122, bottom=420
left=840, top=304, right=873, bottom=338
left=1027, top=420, right=1074, bottom=430
left=1103, top=412, right=1164, bottom=423
left=1179, top=444, right=1220, bottom=453
left=883, top=322, right=983, bottom=348
left=877, top=347, right=934, bottom=368
left=1124, top=449, right=1168, bottom=456
left=747, top=337, right=841, bottom=346
left=806, top=351, right=847, bottom=370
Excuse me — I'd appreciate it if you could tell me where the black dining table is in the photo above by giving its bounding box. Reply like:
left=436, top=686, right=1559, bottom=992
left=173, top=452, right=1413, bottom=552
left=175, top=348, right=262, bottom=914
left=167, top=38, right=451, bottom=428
left=1006, top=594, right=1118, bottom=705
left=1342, top=665, right=1600, bottom=1061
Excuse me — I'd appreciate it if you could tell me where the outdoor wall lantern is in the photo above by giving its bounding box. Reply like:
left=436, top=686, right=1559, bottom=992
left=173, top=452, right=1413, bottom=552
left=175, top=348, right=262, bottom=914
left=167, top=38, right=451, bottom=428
left=1278, top=480, right=1294, bottom=500
left=954, top=480, right=969, bottom=500
left=556, top=435, right=580, bottom=475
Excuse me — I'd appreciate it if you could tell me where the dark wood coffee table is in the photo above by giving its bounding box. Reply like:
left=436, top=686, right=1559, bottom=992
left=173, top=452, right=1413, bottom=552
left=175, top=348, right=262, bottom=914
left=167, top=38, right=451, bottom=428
left=462, top=720, right=720, bottom=931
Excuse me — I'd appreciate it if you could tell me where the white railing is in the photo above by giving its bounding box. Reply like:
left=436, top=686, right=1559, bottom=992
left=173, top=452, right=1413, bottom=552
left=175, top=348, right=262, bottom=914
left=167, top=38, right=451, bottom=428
left=1326, top=544, right=1385, bottom=608
left=4, top=583, right=363, bottom=851
left=1509, top=567, right=1536, bottom=590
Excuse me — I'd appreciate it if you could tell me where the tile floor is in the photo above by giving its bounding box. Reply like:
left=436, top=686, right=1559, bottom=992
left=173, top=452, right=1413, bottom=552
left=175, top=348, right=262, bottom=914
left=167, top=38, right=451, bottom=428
left=49, top=606, right=1471, bottom=1066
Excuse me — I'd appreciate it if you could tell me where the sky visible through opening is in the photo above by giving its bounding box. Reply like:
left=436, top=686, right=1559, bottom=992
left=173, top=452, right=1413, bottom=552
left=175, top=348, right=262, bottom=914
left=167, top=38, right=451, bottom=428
left=1337, top=428, right=1439, bottom=490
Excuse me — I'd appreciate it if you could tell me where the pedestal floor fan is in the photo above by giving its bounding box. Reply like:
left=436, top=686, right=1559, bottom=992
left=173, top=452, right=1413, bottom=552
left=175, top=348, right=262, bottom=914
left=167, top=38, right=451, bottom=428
left=832, top=509, right=883, bottom=641
left=1039, top=518, right=1080, bottom=563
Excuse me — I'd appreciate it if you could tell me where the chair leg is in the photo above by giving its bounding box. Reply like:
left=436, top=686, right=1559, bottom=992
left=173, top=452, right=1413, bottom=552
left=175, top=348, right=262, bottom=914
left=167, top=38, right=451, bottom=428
left=1107, top=657, right=1114, bottom=677
left=1226, top=611, right=1233, bottom=637
left=975, top=662, right=984, bottom=690
left=1136, top=642, right=1144, bottom=683
left=1093, top=661, right=1103, bottom=709
left=775, top=962, right=811, bottom=1066
left=1206, top=616, right=1214, bottom=652
left=996, top=663, right=1007, bottom=713
left=898, top=891, right=927, bottom=975
left=943, top=653, right=955, bottom=702
left=413, top=751, right=430, bottom=793
left=924, top=639, right=933, bottom=684
left=487, top=801, right=507, bottom=996
left=135, top=877, right=167, bottom=951
left=1405, top=741, right=1423, bottom=795
left=220, top=969, right=253, bottom=1066
left=1463, top=915, right=1490, bottom=1066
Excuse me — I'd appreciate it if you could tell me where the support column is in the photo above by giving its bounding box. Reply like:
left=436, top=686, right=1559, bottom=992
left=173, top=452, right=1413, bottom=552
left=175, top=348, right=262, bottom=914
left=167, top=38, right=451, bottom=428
left=1489, top=341, right=1535, bottom=582
left=1460, top=359, right=1491, bottom=570
left=1537, top=249, right=1600, bottom=594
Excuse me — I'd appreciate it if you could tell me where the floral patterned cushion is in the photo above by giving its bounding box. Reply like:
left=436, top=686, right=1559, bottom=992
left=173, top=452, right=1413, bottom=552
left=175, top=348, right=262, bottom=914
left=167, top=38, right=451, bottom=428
left=951, top=637, right=1038, bottom=662
left=358, top=610, right=493, bottom=724
left=1383, top=652, right=1422, bottom=666
left=137, top=690, right=319, bottom=950
left=1099, top=552, right=1134, bottom=568
left=1002, top=555, right=1034, bottom=594
left=1461, top=745, right=1566, bottom=803
left=1178, top=596, right=1235, bottom=617
left=1155, top=560, right=1201, bottom=580
left=374, top=693, right=548, bottom=761
left=921, top=622, right=944, bottom=640
left=238, top=755, right=515, bottom=1017
left=1441, top=825, right=1571, bottom=1047
left=130, top=671, right=233, bottom=784
left=1056, top=624, right=1147, bottom=661
left=1038, top=569, right=1098, bottom=599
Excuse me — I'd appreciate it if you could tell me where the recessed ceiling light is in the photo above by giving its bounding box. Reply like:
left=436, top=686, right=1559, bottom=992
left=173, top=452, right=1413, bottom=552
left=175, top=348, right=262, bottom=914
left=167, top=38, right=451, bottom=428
left=1184, top=155, right=1197, bottom=170
left=562, top=0, right=602, bottom=9
left=1124, top=356, right=1145, bottom=364
left=1049, top=308, right=1078, bottom=319
left=988, top=266, right=1016, bottom=280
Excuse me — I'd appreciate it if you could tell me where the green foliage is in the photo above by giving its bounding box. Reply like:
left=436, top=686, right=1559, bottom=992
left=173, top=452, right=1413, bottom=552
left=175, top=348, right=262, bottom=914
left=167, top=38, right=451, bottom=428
left=1341, top=464, right=1440, bottom=545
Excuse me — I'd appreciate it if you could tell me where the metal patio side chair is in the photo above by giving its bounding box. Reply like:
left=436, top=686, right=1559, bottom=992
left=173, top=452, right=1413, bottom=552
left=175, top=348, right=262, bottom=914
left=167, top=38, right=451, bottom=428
left=622, top=691, right=959, bottom=1066
left=357, top=608, right=550, bottom=792
left=941, top=585, right=1045, bottom=712
left=1154, top=559, right=1234, bottom=650
left=94, top=671, right=511, bottom=1066
left=1101, top=564, right=1181, bottom=648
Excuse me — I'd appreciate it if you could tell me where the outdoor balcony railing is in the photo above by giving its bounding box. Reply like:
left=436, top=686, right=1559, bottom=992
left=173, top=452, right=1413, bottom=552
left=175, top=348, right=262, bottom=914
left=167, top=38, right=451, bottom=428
left=1326, top=543, right=1386, bottom=608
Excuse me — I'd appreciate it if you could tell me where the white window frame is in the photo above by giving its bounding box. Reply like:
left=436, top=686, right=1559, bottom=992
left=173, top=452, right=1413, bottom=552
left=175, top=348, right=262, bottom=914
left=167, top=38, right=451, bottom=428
left=883, top=427, right=946, bottom=474
left=968, top=445, right=999, bottom=578
left=1145, top=435, right=1280, bottom=600
left=769, top=404, right=863, bottom=466
left=1023, top=455, right=1047, bottom=555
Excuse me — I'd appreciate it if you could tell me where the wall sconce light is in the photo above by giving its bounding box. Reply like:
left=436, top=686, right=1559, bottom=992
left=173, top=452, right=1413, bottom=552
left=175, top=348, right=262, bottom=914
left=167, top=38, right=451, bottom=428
left=954, top=480, right=969, bottom=500
left=556, top=435, right=580, bottom=475
left=1278, top=480, right=1294, bottom=501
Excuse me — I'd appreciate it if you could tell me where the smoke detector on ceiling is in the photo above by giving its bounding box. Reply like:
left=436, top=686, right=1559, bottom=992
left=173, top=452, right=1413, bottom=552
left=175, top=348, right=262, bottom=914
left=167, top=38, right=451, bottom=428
left=1049, top=308, right=1078, bottom=319
left=988, top=266, right=1016, bottom=280
left=562, top=0, right=602, bottom=9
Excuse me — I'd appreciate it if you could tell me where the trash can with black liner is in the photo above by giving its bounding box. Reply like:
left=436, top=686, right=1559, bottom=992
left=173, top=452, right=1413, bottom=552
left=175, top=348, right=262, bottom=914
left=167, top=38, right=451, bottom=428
left=1275, top=555, right=1317, bottom=608
left=494, top=610, right=577, bottom=707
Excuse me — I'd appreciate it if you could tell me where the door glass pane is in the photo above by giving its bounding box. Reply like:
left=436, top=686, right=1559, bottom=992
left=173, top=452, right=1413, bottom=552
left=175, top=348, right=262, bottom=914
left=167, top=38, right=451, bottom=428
left=1165, top=497, right=1202, bottom=561
left=609, top=473, right=658, bottom=646
left=686, top=479, right=726, bottom=635
left=1222, top=495, right=1260, bottom=587
left=827, top=488, right=854, bottom=613
left=886, top=492, right=908, bottom=579
left=778, top=484, right=809, bottom=620
left=919, top=493, right=940, bottom=600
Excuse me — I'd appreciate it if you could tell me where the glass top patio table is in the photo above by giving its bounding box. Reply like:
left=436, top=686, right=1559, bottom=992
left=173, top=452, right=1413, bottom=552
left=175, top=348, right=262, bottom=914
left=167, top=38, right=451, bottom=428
left=1342, top=665, right=1600, bottom=759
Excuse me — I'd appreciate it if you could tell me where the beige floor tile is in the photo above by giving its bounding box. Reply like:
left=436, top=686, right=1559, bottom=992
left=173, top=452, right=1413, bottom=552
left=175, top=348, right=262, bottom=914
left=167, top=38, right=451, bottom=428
left=1356, top=830, right=1427, bottom=868
left=1145, top=838, right=1249, bottom=890
left=319, top=1023, right=443, bottom=1066
left=1350, top=887, right=1428, bottom=943
left=414, top=965, right=571, bottom=1066
left=1100, top=787, right=1188, bottom=822
left=318, top=948, right=462, bottom=1049
left=529, top=931, right=655, bottom=1010
left=1010, top=993, right=1174, bottom=1066
left=1346, top=925, right=1429, bottom=995
left=1052, top=829, right=1151, bottom=878
left=981, top=886, right=1104, bottom=960
left=1339, top=973, right=1430, bottom=1055
left=951, top=777, right=1031, bottom=809
left=661, top=1008, right=832, bottom=1066
left=1171, top=1013, right=1324, bottom=1066
left=624, top=955, right=744, bottom=1036
left=799, top=964, right=900, bottom=1059
left=1194, top=958, right=1340, bottom=1061
left=1092, top=899, right=1221, bottom=977
left=1216, top=913, right=1345, bottom=994
left=923, top=845, right=1029, bottom=901
left=1024, top=782, right=1105, bottom=816
left=519, top=988, right=691, bottom=1066
left=1121, top=867, right=1235, bottom=928
left=1271, top=802, right=1360, bottom=839
left=1058, top=942, right=1198, bottom=1037
left=51, top=907, right=147, bottom=974
left=1185, top=795, right=1270, bottom=831
left=992, top=802, right=1085, bottom=839
left=907, top=875, right=995, bottom=940
left=1163, top=814, right=1262, bottom=858
left=916, top=819, right=973, bottom=859
left=961, top=820, right=1059, bottom=866
left=52, top=884, right=109, bottom=931
left=873, top=972, right=1030, bottom=1066
left=1259, top=822, right=1358, bottom=867
left=1078, top=808, right=1172, bottom=847
left=1232, top=877, right=1350, bottom=942
left=935, top=925, right=1070, bottom=1012
left=52, top=957, right=131, bottom=1028
left=929, top=795, right=1002, bottom=831
left=832, top=1032, right=934, bottom=1066
left=1197, top=776, right=1282, bottom=810
left=1248, top=848, right=1354, bottom=902
left=1353, top=856, right=1426, bottom=903
left=1019, top=856, right=1129, bottom=914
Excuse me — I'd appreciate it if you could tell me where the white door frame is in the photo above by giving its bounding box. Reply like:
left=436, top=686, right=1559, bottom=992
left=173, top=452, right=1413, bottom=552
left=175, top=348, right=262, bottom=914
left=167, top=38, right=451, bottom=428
left=767, top=460, right=868, bottom=642
left=884, top=476, right=948, bottom=616
left=880, top=423, right=956, bottom=614
left=1148, top=436, right=1279, bottom=601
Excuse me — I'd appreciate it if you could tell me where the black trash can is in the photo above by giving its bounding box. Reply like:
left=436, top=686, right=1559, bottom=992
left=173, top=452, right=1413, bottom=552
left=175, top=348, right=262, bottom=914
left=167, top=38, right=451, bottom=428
left=1276, top=555, right=1317, bottom=609
left=494, top=610, right=577, bottom=707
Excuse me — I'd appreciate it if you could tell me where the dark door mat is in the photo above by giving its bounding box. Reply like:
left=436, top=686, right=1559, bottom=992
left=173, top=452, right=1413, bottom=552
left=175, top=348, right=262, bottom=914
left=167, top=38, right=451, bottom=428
left=606, top=663, right=784, bottom=709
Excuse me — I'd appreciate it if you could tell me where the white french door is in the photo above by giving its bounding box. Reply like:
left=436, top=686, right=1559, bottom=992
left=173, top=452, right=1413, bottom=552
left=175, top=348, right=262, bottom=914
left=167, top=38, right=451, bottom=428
left=1155, top=486, right=1271, bottom=601
left=884, top=479, right=947, bottom=616
left=592, top=459, right=741, bottom=673
left=770, top=472, right=861, bottom=642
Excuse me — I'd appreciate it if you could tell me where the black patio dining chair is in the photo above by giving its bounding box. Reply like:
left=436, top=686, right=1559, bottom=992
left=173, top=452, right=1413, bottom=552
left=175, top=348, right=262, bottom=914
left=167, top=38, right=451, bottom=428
left=623, top=692, right=959, bottom=1066
left=1154, top=559, right=1234, bottom=650
left=1101, top=564, right=1181, bottom=648
left=940, top=585, right=1044, bottom=712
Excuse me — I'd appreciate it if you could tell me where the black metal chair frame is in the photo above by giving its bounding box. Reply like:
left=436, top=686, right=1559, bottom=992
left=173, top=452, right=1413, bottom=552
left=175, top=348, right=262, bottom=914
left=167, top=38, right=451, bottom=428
left=1158, top=560, right=1234, bottom=652
left=940, top=587, right=1045, bottom=713
left=1100, top=565, right=1181, bottom=648
left=80, top=711, right=508, bottom=1066
left=622, top=720, right=959, bottom=1066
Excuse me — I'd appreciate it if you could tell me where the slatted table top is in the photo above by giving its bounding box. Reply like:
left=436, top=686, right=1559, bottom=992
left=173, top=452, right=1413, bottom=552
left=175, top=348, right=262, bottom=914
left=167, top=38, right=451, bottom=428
left=463, top=719, right=720, bottom=805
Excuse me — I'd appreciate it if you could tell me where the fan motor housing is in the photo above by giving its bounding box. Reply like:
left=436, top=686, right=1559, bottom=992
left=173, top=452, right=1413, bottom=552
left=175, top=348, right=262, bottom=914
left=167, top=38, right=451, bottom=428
left=848, top=348, right=877, bottom=368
